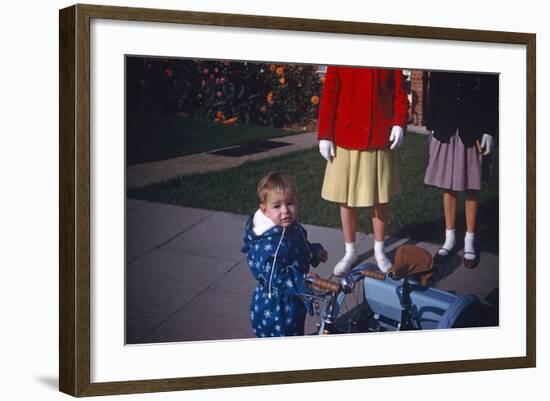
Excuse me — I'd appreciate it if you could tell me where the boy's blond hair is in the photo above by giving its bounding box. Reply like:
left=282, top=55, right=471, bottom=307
left=257, top=171, right=297, bottom=204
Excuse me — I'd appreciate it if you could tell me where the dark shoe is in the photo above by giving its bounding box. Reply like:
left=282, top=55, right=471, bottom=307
left=433, top=247, right=455, bottom=264
left=463, top=252, right=479, bottom=269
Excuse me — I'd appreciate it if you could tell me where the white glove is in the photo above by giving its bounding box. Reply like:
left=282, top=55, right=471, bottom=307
left=319, top=139, right=335, bottom=162
left=389, top=126, right=404, bottom=150
left=480, top=133, right=494, bottom=155
left=427, top=131, right=433, bottom=145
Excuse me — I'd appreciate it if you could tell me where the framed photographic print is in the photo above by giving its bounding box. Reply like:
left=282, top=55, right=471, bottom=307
left=59, top=3, right=536, bottom=397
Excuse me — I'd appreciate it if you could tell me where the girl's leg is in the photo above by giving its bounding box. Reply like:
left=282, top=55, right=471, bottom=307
left=372, top=203, right=391, bottom=272
left=333, top=205, right=359, bottom=276
left=465, top=190, right=479, bottom=234
left=464, top=190, right=479, bottom=262
left=372, top=203, right=387, bottom=242
left=341, top=204, right=358, bottom=243
left=437, top=190, right=457, bottom=257
left=443, top=190, right=457, bottom=230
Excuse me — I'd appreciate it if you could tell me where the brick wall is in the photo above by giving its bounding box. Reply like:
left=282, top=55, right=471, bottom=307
left=409, top=70, right=425, bottom=126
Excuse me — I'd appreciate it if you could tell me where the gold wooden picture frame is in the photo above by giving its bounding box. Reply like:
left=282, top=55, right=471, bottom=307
left=59, top=3, right=536, bottom=397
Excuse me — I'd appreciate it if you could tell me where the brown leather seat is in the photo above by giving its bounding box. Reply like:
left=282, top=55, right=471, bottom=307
left=389, top=245, right=434, bottom=286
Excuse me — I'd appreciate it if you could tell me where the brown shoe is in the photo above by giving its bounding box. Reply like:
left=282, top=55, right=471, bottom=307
left=463, top=252, right=479, bottom=269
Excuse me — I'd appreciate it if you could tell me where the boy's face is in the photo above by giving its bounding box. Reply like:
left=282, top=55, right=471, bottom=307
left=261, top=191, right=298, bottom=228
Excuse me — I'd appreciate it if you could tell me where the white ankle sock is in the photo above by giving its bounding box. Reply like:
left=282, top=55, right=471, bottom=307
left=464, top=232, right=476, bottom=260
left=374, top=240, right=391, bottom=272
left=333, top=242, right=358, bottom=276
left=438, top=229, right=456, bottom=256
left=373, top=240, right=385, bottom=258
left=344, top=242, right=357, bottom=257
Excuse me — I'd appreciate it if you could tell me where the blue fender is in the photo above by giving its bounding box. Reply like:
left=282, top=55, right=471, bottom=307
left=436, top=294, right=481, bottom=329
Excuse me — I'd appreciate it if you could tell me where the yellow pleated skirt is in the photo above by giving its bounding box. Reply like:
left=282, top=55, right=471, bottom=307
left=321, top=146, right=400, bottom=207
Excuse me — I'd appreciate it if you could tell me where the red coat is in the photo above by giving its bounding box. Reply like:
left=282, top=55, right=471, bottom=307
left=317, top=66, right=409, bottom=150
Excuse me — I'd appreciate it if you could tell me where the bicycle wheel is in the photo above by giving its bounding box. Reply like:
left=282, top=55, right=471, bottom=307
left=330, top=263, right=379, bottom=334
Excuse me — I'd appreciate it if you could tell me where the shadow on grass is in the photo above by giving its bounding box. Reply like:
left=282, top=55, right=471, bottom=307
left=127, top=113, right=294, bottom=165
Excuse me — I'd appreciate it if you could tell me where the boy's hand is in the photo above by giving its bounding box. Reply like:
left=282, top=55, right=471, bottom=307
left=317, top=249, right=328, bottom=263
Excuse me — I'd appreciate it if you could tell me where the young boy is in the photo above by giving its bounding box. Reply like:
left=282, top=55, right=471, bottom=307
left=241, top=171, right=328, bottom=337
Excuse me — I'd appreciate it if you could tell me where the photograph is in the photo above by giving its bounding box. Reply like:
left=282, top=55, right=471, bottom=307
left=125, top=57, right=500, bottom=344
left=3, top=0, right=547, bottom=400
left=58, top=3, right=535, bottom=396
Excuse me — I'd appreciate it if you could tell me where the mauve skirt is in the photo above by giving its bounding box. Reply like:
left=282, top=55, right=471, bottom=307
left=424, top=129, right=482, bottom=191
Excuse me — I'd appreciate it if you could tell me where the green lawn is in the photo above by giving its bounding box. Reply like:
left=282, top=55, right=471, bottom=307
left=126, top=112, right=297, bottom=165
left=127, top=132, right=499, bottom=253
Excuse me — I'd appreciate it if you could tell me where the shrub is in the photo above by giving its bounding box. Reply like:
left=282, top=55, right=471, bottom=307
left=126, top=57, right=323, bottom=129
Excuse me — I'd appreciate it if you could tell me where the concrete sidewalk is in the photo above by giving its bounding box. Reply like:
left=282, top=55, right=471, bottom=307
left=127, top=132, right=317, bottom=188
left=127, top=124, right=427, bottom=189
left=126, top=199, right=499, bottom=344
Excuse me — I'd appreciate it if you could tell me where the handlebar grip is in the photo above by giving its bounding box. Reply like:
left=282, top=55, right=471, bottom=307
left=308, top=276, right=341, bottom=294
left=360, top=269, right=386, bottom=281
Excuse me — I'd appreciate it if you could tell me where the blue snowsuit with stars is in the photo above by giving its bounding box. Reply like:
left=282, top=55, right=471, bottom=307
left=242, top=214, right=325, bottom=337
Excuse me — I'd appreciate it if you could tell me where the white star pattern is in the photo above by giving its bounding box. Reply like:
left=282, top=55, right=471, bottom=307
left=247, top=222, right=313, bottom=338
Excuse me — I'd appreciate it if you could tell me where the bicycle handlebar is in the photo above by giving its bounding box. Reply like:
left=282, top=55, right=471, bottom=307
left=360, top=269, right=387, bottom=281
left=306, top=274, right=341, bottom=294
left=306, top=267, right=388, bottom=295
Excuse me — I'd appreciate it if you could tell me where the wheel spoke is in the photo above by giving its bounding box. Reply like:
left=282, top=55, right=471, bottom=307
left=333, top=265, right=376, bottom=333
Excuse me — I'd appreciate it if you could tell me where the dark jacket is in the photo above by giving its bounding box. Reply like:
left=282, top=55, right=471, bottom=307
left=426, top=72, right=499, bottom=147
left=241, top=212, right=324, bottom=337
